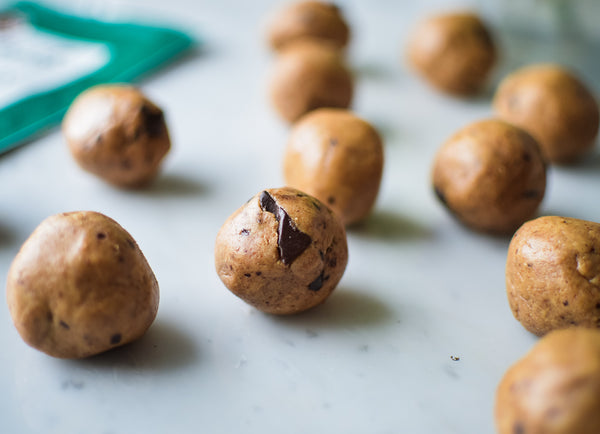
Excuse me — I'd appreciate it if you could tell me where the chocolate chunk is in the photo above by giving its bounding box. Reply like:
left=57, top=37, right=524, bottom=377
left=97, top=232, right=106, bottom=240
left=522, top=190, right=540, bottom=199
left=59, top=320, right=70, bottom=330
left=110, top=333, right=122, bottom=345
left=259, top=191, right=312, bottom=265
left=140, top=105, right=166, bottom=137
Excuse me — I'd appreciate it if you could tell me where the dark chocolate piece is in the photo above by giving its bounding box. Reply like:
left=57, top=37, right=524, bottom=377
left=140, top=105, right=166, bottom=137
left=434, top=186, right=447, bottom=205
left=110, top=333, right=122, bottom=345
left=259, top=191, right=312, bottom=265
left=308, top=271, right=326, bottom=291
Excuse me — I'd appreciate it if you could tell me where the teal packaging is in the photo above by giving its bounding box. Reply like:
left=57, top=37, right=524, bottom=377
left=0, top=1, right=195, bottom=153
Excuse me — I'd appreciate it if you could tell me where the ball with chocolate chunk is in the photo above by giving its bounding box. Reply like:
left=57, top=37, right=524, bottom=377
left=493, top=64, right=599, bottom=164
left=269, top=40, right=353, bottom=123
left=6, top=211, right=159, bottom=358
left=283, top=108, right=384, bottom=225
left=432, top=119, right=546, bottom=234
left=495, top=328, right=600, bottom=434
left=63, top=84, right=171, bottom=188
left=214, top=187, right=348, bottom=314
left=266, top=1, right=350, bottom=51
left=407, top=12, right=497, bottom=96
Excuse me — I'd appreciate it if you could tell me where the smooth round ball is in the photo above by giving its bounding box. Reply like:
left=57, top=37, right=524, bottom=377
left=407, top=12, right=497, bottom=95
left=214, top=187, right=348, bottom=315
left=506, top=216, right=600, bottom=336
left=6, top=211, right=159, bottom=358
left=63, top=84, right=171, bottom=188
left=432, top=119, right=546, bottom=234
left=267, top=1, right=350, bottom=51
left=494, top=64, right=599, bottom=164
left=283, top=108, right=384, bottom=225
left=269, top=41, right=353, bottom=123
left=495, top=328, right=600, bottom=434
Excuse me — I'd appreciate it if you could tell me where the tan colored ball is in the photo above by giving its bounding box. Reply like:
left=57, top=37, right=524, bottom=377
left=283, top=108, right=384, bottom=225
left=494, top=64, right=599, bottom=164
left=269, top=40, right=353, bottom=123
left=432, top=119, right=546, bottom=234
left=6, top=211, right=159, bottom=358
left=63, top=84, right=171, bottom=188
left=267, top=1, right=350, bottom=51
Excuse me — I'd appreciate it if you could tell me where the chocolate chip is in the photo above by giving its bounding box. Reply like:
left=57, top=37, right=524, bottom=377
left=240, top=229, right=250, bottom=236
left=97, top=232, right=106, bottom=240
left=259, top=191, right=312, bottom=265
left=110, top=333, right=122, bottom=345
left=127, top=239, right=135, bottom=249
left=327, top=196, right=335, bottom=205
left=563, top=301, right=569, bottom=306
left=308, top=271, right=329, bottom=291
left=59, top=321, right=70, bottom=330
left=256, top=271, right=262, bottom=276
left=434, top=186, right=447, bottom=205
left=244, top=273, right=251, bottom=277
left=513, top=421, right=524, bottom=434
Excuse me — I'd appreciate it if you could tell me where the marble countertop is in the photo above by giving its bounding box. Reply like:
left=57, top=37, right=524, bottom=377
left=1, top=1, right=599, bottom=433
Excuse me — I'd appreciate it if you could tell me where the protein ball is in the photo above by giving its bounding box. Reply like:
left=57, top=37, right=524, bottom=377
left=269, top=40, right=353, bottom=123
left=267, top=1, right=350, bottom=51
left=432, top=119, right=546, bottom=234
left=283, top=108, right=384, bottom=225
left=406, top=12, right=497, bottom=96
left=494, top=64, right=599, bottom=164
left=63, top=84, right=171, bottom=188
left=6, top=211, right=159, bottom=358
left=506, top=216, right=600, bottom=336
left=214, top=187, right=348, bottom=315
left=495, top=328, right=600, bottom=434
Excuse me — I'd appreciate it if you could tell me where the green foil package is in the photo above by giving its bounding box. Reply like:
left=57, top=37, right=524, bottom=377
left=0, top=1, right=194, bottom=153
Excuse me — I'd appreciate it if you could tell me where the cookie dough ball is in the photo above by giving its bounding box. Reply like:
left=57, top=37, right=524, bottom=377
left=63, top=84, right=171, bottom=188
left=432, top=119, right=546, bottom=234
left=495, top=328, right=600, bottom=434
left=269, top=40, right=353, bottom=123
left=6, top=211, right=159, bottom=358
left=283, top=108, right=384, bottom=225
left=506, top=216, right=600, bottom=336
left=215, top=187, right=348, bottom=314
left=267, top=1, right=350, bottom=51
left=494, top=64, right=599, bottom=164
left=407, top=12, right=497, bottom=96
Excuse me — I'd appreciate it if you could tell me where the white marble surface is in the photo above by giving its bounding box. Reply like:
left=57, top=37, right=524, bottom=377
left=0, top=1, right=599, bottom=433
